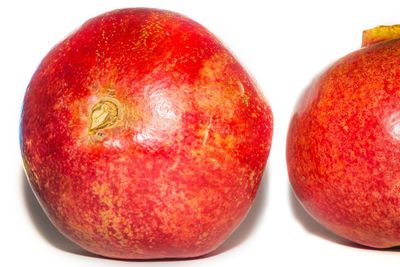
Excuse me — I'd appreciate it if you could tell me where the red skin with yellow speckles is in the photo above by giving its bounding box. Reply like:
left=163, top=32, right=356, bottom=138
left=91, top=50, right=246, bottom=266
left=287, top=27, right=400, bottom=248
left=20, top=8, right=272, bottom=259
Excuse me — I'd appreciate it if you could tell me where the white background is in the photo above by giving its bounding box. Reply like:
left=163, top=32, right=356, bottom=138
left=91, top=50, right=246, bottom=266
left=1, top=0, right=399, bottom=266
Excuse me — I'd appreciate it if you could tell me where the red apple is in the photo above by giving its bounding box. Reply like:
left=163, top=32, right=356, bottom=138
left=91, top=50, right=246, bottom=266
left=20, top=8, right=272, bottom=259
left=287, top=25, right=400, bottom=248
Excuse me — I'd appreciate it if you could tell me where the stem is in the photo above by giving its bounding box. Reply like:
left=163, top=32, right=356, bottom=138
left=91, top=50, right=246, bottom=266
left=362, top=25, right=400, bottom=47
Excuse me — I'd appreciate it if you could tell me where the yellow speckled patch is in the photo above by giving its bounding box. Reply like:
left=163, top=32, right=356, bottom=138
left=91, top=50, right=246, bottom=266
left=193, top=53, right=245, bottom=119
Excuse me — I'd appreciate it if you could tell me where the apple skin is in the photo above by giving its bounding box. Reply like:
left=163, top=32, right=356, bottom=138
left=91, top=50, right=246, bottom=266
left=20, top=8, right=273, bottom=259
left=287, top=35, right=400, bottom=248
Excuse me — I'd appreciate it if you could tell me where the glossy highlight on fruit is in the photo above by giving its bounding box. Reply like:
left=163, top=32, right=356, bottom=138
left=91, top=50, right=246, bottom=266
left=20, top=8, right=273, bottom=259
left=287, top=25, right=400, bottom=248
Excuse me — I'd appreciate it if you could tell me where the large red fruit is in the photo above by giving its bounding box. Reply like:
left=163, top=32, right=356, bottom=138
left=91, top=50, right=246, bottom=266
left=287, top=25, right=400, bottom=248
left=20, top=8, right=272, bottom=259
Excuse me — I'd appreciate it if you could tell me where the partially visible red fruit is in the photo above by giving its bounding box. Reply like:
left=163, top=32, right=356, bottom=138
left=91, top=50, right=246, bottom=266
left=287, top=25, right=400, bottom=248
left=20, top=8, right=273, bottom=259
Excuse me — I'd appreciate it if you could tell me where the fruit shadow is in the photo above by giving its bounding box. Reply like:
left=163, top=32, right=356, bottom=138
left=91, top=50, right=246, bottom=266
left=288, top=186, right=351, bottom=246
left=21, top=166, right=269, bottom=260
left=289, top=186, right=400, bottom=252
left=21, top=169, right=95, bottom=258
left=210, top=166, right=270, bottom=256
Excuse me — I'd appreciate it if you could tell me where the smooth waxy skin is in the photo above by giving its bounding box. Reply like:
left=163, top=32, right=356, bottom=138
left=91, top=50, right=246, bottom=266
left=287, top=34, right=400, bottom=248
left=20, top=9, right=272, bottom=259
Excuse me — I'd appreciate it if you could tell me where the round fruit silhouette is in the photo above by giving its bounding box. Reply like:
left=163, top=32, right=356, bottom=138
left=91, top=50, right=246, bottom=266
left=20, top=8, right=273, bottom=259
left=287, top=25, right=400, bottom=248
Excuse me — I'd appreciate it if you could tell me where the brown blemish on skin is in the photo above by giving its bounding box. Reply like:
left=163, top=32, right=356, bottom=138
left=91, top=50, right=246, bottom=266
left=88, top=97, right=122, bottom=135
left=202, top=117, right=213, bottom=146
left=237, top=81, right=249, bottom=106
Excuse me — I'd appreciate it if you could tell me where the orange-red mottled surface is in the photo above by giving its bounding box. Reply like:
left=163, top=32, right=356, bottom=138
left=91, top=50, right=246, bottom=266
left=20, top=8, right=273, bottom=259
left=287, top=37, right=400, bottom=248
